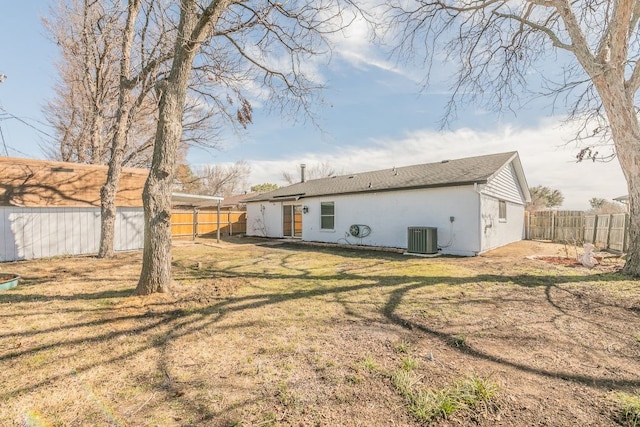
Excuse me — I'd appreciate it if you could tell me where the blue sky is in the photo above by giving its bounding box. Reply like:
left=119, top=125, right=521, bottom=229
left=0, top=1, right=628, bottom=210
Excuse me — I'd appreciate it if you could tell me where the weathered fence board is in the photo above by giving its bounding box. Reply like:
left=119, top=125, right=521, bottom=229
left=554, top=211, right=583, bottom=242
left=526, top=210, right=629, bottom=252
left=583, top=215, right=596, bottom=244
left=609, top=213, right=629, bottom=252
left=594, top=214, right=611, bottom=248
left=525, top=210, right=554, bottom=240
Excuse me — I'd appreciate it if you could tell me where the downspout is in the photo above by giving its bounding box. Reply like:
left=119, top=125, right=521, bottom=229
left=474, top=182, right=482, bottom=255
left=216, top=199, right=221, bottom=244
left=193, top=207, right=198, bottom=240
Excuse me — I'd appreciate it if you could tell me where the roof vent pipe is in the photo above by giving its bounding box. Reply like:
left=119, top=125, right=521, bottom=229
left=300, top=163, right=306, bottom=183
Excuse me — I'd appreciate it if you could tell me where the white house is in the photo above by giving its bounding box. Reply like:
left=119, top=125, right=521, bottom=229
left=244, top=152, right=531, bottom=256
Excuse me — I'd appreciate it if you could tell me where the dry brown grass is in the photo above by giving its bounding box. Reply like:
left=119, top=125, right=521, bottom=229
left=0, top=237, right=638, bottom=426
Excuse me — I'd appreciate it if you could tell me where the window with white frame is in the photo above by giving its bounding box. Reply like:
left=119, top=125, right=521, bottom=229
left=320, top=202, right=335, bottom=230
left=499, top=200, right=507, bottom=222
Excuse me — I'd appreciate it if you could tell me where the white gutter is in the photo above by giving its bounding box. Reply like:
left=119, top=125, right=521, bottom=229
left=172, top=192, right=224, bottom=207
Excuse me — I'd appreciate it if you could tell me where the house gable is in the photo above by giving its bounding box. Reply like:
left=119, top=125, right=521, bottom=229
left=482, top=162, right=528, bottom=205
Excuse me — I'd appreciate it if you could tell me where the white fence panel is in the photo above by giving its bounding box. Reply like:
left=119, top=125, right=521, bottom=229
left=0, top=207, right=143, bottom=262
left=115, top=207, right=145, bottom=251
left=0, top=209, right=18, bottom=262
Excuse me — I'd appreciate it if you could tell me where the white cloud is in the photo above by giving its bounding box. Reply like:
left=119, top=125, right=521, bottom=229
left=322, top=6, right=413, bottom=77
left=239, top=117, right=627, bottom=210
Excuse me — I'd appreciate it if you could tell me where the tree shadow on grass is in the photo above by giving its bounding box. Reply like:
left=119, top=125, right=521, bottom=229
left=0, top=288, right=135, bottom=304
left=381, top=279, right=640, bottom=390
left=1, top=245, right=638, bottom=423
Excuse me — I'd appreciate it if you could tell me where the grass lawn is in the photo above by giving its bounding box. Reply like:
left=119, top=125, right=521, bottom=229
left=0, top=238, right=639, bottom=426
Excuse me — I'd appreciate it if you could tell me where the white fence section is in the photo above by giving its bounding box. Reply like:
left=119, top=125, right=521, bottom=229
left=0, top=207, right=144, bottom=262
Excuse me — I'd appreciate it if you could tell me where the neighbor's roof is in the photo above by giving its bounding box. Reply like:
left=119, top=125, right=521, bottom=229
left=0, top=156, right=148, bottom=207
left=245, top=151, right=526, bottom=202
left=222, top=192, right=258, bottom=207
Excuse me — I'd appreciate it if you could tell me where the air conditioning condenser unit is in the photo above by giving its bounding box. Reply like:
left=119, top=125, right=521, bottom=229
left=407, top=226, right=438, bottom=254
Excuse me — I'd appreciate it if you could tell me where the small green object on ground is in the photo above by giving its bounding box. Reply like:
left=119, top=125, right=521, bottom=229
left=0, top=273, right=19, bottom=291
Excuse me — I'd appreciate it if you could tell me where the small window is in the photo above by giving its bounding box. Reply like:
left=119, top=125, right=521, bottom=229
left=499, top=200, right=507, bottom=222
left=320, top=202, right=335, bottom=230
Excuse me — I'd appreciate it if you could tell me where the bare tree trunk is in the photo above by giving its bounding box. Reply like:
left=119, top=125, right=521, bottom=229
left=591, top=73, right=640, bottom=276
left=136, top=0, right=229, bottom=294
left=608, top=130, right=640, bottom=276
left=98, top=0, right=141, bottom=258
left=607, top=116, right=640, bottom=276
left=623, top=168, right=640, bottom=276
left=137, top=7, right=198, bottom=294
left=98, top=116, right=127, bottom=258
left=136, top=77, right=184, bottom=294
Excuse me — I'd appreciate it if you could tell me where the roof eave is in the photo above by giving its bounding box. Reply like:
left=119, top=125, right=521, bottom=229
left=172, top=192, right=224, bottom=207
left=246, top=181, right=487, bottom=202
left=510, top=155, right=531, bottom=203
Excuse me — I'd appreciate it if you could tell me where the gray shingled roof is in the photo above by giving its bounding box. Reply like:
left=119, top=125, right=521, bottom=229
left=244, top=151, right=519, bottom=202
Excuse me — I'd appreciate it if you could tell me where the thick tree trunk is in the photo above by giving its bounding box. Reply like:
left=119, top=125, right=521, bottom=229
left=136, top=151, right=175, bottom=294
left=136, top=0, right=231, bottom=294
left=136, top=12, right=198, bottom=294
left=592, top=74, right=640, bottom=276
left=614, top=135, right=640, bottom=276
left=136, top=76, right=188, bottom=293
left=623, top=170, right=640, bottom=276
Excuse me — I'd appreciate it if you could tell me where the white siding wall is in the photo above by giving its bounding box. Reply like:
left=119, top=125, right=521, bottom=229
left=478, top=195, right=525, bottom=252
left=482, top=164, right=525, bottom=204
left=478, top=162, right=527, bottom=252
left=0, top=207, right=144, bottom=262
left=246, top=202, right=283, bottom=238
left=287, top=186, right=482, bottom=256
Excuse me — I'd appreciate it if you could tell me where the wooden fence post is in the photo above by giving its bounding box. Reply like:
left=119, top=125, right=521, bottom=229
left=216, top=200, right=221, bottom=244
left=606, top=214, right=613, bottom=250
left=193, top=208, right=198, bottom=240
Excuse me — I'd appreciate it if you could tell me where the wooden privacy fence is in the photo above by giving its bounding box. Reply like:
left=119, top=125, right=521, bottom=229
left=171, top=209, right=246, bottom=239
left=525, top=210, right=629, bottom=252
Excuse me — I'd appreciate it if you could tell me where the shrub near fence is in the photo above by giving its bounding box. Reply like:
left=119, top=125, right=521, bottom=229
left=525, top=210, right=629, bottom=252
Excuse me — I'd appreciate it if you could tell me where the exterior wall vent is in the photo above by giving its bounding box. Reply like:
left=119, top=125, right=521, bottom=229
left=407, top=227, right=438, bottom=254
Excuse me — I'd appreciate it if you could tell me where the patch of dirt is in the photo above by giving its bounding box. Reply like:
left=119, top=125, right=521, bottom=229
left=0, top=240, right=638, bottom=426
left=481, top=240, right=569, bottom=258
left=536, top=255, right=584, bottom=266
